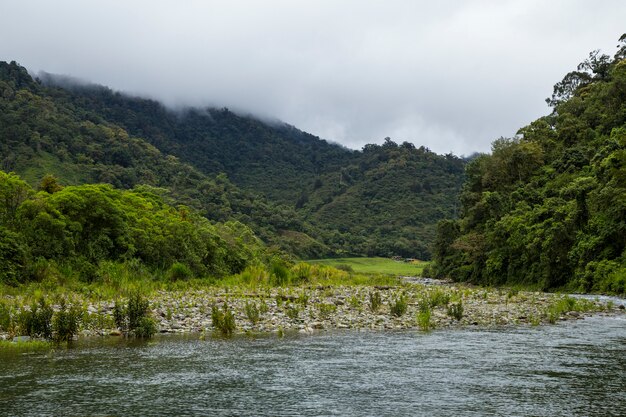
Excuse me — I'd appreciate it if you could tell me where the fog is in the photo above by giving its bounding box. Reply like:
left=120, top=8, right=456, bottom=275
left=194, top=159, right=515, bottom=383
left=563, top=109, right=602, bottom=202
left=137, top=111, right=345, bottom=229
left=1, top=0, right=625, bottom=154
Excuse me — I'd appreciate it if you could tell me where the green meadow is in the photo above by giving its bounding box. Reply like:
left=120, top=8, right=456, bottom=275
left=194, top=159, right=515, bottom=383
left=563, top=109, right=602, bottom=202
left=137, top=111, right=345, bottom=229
left=307, top=257, right=428, bottom=276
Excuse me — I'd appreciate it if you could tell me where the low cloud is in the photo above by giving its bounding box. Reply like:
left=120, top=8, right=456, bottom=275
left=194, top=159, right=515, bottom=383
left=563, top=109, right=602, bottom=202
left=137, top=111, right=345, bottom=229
left=1, top=0, right=624, bottom=155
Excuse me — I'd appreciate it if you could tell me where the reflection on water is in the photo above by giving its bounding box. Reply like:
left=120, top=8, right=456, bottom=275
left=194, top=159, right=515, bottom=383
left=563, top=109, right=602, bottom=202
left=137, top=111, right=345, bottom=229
left=1, top=316, right=624, bottom=416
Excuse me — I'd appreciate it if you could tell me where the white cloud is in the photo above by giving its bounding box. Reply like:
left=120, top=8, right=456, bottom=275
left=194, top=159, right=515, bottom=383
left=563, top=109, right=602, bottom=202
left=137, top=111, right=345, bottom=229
left=1, top=0, right=624, bottom=155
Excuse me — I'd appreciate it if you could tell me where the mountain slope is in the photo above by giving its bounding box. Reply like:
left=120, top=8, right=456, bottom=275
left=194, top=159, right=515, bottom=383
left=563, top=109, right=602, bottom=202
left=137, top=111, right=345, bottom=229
left=1, top=61, right=465, bottom=259
left=0, top=61, right=329, bottom=258
left=39, top=75, right=355, bottom=205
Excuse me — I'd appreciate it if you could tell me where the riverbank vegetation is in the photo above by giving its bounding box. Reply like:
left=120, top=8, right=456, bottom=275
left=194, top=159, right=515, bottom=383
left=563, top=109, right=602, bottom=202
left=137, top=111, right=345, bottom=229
left=1, top=273, right=620, bottom=345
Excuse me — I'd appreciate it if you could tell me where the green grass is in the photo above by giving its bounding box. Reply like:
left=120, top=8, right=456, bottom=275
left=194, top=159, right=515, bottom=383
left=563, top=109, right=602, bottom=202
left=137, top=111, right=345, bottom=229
left=307, top=257, right=428, bottom=276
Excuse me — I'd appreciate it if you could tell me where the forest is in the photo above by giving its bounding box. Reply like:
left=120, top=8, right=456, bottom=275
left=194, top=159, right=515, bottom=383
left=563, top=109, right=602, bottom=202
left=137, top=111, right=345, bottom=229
left=431, top=35, right=626, bottom=295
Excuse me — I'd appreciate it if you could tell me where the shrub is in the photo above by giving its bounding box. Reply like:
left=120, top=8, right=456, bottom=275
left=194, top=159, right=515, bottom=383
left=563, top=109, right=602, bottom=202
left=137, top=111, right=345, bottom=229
left=18, top=298, right=53, bottom=339
left=113, top=292, right=156, bottom=338
left=426, top=288, right=450, bottom=308
left=369, top=291, right=382, bottom=312
left=52, top=299, right=81, bottom=342
left=167, top=262, right=193, bottom=281
left=270, top=260, right=291, bottom=286
left=134, top=316, right=157, bottom=338
left=285, top=304, right=300, bottom=321
left=244, top=301, right=260, bottom=325
left=446, top=302, right=463, bottom=321
left=390, top=294, right=408, bottom=317
left=317, top=303, right=337, bottom=319
left=291, top=263, right=312, bottom=284
left=113, top=299, right=126, bottom=330
left=127, top=292, right=150, bottom=332
left=417, top=303, right=432, bottom=331
left=212, top=302, right=236, bottom=336
left=348, top=295, right=360, bottom=309
left=297, top=292, right=309, bottom=307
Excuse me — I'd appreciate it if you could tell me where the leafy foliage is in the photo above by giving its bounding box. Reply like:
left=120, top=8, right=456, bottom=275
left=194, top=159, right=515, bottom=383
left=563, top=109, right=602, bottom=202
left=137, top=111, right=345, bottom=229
left=114, top=292, right=157, bottom=338
left=432, top=35, right=626, bottom=295
left=211, top=302, right=236, bottom=336
left=0, top=171, right=266, bottom=284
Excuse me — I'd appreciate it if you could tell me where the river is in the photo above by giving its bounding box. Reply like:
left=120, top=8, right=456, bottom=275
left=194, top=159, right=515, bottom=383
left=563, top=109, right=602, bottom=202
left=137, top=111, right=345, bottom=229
left=1, top=314, right=624, bottom=416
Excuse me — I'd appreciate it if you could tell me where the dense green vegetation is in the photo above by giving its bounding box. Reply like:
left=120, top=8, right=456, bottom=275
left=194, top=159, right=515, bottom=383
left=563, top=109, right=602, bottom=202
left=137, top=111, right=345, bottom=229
left=0, top=170, right=265, bottom=286
left=0, top=61, right=464, bottom=260
left=431, top=35, right=626, bottom=295
left=302, top=139, right=464, bottom=258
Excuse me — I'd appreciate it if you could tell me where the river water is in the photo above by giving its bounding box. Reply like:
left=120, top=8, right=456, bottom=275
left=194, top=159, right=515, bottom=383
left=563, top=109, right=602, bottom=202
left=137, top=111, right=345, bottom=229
left=1, top=315, right=624, bottom=416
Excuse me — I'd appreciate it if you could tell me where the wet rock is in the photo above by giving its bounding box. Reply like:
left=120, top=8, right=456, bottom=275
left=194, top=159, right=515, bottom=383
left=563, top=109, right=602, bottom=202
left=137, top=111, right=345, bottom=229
left=109, top=330, right=122, bottom=336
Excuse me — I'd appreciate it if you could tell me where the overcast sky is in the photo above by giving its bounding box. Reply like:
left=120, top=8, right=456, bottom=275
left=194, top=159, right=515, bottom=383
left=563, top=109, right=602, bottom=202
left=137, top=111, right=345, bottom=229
left=1, top=1, right=625, bottom=155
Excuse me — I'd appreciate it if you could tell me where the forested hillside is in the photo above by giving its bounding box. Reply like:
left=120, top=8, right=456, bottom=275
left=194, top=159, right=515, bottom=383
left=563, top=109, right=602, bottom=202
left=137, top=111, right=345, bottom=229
left=38, top=73, right=354, bottom=205
left=0, top=171, right=266, bottom=285
left=0, top=61, right=464, bottom=260
left=302, top=139, right=464, bottom=258
left=432, top=35, right=626, bottom=294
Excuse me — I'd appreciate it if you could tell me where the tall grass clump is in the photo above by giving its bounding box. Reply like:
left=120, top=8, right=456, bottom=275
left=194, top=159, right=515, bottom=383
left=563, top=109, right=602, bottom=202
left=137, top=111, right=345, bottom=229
left=369, top=291, right=382, bottom=312
left=291, top=263, right=313, bottom=284
left=545, top=296, right=597, bottom=324
left=113, top=292, right=157, bottom=338
left=390, top=293, right=408, bottom=317
left=446, top=302, right=463, bottom=321
left=417, top=303, right=433, bottom=331
left=212, top=302, right=236, bottom=336
left=17, top=297, right=53, bottom=339
left=270, top=260, right=291, bottom=286
left=285, top=304, right=300, bottom=321
left=0, top=300, right=12, bottom=333
left=244, top=301, right=260, bottom=325
left=425, top=288, right=450, bottom=308
left=52, top=299, right=81, bottom=342
left=317, top=303, right=337, bottom=320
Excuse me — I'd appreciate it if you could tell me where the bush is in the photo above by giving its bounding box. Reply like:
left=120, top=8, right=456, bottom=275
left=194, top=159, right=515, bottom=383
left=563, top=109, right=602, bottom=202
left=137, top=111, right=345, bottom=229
left=113, top=292, right=156, bottom=338
left=369, top=291, right=382, bottom=312
left=335, top=264, right=354, bottom=273
left=291, top=263, right=312, bottom=284
left=18, top=298, right=53, bottom=339
left=0, top=301, right=12, bottom=332
left=167, top=262, right=193, bottom=281
left=270, top=260, right=291, bottom=286
left=134, top=316, right=157, bottom=338
left=390, top=294, right=408, bottom=317
left=212, top=302, right=236, bottom=335
left=317, top=303, right=337, bottom=319
left=446, top=302, right=463, bottom=321
left=426, top=288, right=450, bottom=308
left=244, top=301, right=260, bottom=325
left=52, top=299, right=81, bottom=342
left=417, top=303, right=432, bottom=331
left=285, top=304, right=300, bottom=321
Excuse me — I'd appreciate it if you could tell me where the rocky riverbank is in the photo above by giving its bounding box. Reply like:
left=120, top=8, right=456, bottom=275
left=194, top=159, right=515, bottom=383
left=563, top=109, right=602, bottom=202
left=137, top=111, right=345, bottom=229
left=6, top=280, right=623, bottom=341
